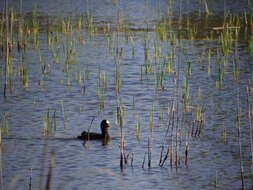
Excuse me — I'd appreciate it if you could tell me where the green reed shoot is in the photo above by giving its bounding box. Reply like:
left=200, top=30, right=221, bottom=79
left=61, top=17, right=72, bottom=36
left=115, top=65, right=121, bottom=94
left=0, top=128, right=2, bottom=145
left=116, top=104, right=124, bottom=128
left=196, top=105, right=205, bottom=122
left=136, top=117, right=141, bottom=141
left=98, top=70, right=108, bottom=93
left=156, top=19, right=167, bottom=41
left=233, top=57, right=240, bottom=81
left=149, top=107, right=154, bottom=131
left=31, top=6, right=40, bottom=47
left=221, top=125, right=228, bottom=144
left=77, top=16, right=83, bottom=30
left=52, top=48, right=60, bottom=64
left=164, top=51, right=175, bottom=73
left=155, top=65, right=165, bottom=90
left=143, top=30, right=149, bottom=61
left=60, top=101, right=67, bottom=130
left=0, top=114, right=9, bottom=137
left=65, top=40, right=77, bottom=67
left=20, top=63, right=29, bottom=88
left=236, top=89, right=245, bottom=190
left=207, top=48, right=212, bottom=76
left=43, top=108, right=57, bottom=136
left=183, top=74, right=190, bottom=111
left=97, top=68, right=106, bottom=111
left=249, top=32, right=253, bottom=55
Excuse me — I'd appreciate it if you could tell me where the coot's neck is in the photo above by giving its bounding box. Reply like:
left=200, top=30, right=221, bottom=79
left=101, top=126, right=109, bottom=135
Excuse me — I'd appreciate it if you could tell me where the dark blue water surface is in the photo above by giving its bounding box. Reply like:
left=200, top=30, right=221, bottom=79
left=0, top=0, right=253, bottom=189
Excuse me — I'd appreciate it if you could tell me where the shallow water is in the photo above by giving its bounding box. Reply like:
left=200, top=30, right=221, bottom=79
left=0, top=0, right=253, bottom=189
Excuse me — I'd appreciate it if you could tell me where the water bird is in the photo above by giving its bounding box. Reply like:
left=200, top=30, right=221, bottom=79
left=77, top=120, right=111, bottom=141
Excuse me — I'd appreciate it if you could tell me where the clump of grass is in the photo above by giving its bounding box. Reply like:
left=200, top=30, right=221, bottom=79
left=219, top=27, right=234, bottom=57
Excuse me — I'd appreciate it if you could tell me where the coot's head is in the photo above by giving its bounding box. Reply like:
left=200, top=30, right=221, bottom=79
left=101, top=120, right=111, bottom=134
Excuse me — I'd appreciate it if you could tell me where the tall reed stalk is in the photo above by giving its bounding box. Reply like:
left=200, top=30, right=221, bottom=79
left=236, top=89, right=245, bottom=190
left=247, top=87, right=253, bottom=185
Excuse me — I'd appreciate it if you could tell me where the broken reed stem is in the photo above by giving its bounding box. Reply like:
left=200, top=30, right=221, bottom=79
left=159, top=145, right=164, bottom=166
left=142, top=152, right=146, bottom=169
left=160, top=145, right=170, bottom=167
left=148, top=137, right=151, bottom=168
left=124, top=150, right=128, bottom=165
left=169, top=144, right=173, bottom=167
left=28, top=168, right=32, bottom=190
left=87, top=117, right=95, bottom=141
left=0, top=129, right=2, bottom=146
left=119, top=138, right=125, bottom=171
left=185, top=142, right=189, bottom=167
left=175, top=127, right=179, bottom=169
left=119, top=121, right=124, bottom=171
left=131, top=152, right=134, bottom=167
left=120, top=150, right=124, bottom=170
left=247, top=87, right=253, bottom=184
left=0, top=146, right=4, bottom=190
left=45, top=152, right=55, bottom=190
left=4, top=0, right=9, bottom=98
left=162, top=101, right=174, bottom=146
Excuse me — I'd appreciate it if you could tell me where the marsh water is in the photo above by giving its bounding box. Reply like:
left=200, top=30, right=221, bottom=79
left=0, top=0, right=253, bottom=189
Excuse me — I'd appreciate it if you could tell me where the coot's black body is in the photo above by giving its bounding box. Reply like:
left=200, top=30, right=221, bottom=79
left=77, top=120, right=111, bottom=141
